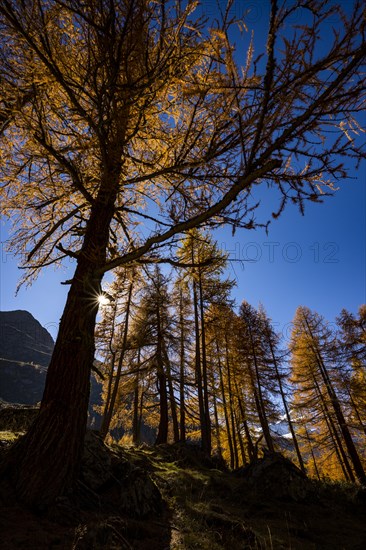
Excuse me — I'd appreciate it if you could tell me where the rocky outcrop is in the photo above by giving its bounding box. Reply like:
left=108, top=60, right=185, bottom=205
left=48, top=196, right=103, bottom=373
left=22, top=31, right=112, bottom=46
left=80, top=431, right=163, bottom=519
left=236, top=451, right=315, bottom=502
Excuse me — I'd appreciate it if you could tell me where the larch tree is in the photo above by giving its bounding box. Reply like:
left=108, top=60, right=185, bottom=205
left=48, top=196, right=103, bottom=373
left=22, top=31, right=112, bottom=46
left=239, top=301, right=279, bottom=453
left=290, top=306, right=366, bottom=482
left=206, top=303, right=248, bottom=468
left=128, top=266, right=175, bottom=444
left=257, top=305, right=305, bottom=472
left=336, top=306, right=366, bottom=438
left=177, top=228, right=233, bottom=454
left=98, top=267, right=138, bottom=439
left=171, top=276, right=193, bottom=444
left=0, top=0, right=365, bottom=505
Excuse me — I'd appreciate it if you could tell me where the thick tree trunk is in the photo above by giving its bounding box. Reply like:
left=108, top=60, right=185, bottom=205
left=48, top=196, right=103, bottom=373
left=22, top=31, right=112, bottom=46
left=4, top=260, right=103, bottom=506
left=1, top=164, right=121, bottom=506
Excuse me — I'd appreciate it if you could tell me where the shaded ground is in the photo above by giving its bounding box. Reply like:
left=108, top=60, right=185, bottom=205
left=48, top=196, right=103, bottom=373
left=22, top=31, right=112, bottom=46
left=1, top=430, right=366, bottom=549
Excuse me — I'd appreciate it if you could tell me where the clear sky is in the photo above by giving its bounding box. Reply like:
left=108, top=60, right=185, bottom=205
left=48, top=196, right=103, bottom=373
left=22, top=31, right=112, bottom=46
left=0, top=0, right=365, bottom=341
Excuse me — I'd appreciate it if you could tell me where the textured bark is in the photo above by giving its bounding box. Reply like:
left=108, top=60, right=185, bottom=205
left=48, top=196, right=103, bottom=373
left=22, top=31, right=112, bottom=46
left=1, top=163, right=121, bottom=505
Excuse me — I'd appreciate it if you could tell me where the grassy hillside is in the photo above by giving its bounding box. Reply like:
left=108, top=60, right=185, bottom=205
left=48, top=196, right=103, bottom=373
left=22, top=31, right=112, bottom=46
left=1, top=429, right=366, bottom=549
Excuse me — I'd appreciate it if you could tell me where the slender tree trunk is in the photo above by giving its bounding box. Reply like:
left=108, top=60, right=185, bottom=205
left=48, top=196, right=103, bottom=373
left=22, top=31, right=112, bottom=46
left=303, top=421, right=321, bottom=481
left=247, top=325, right=274, bottom=452
left=313, top=374, right=355, bottom=482
left=198, top=272, right=211, bottom=455
left=304, top=318, right=366, bottom=483
left=164, top=344, right=180, bottom=442
left=266, top=334, right=305, bottom=473
left=216, top=341, right=235, bottom=468
left=325, top=412, right=352, bottom=481
left=211, top=371, right=223, bottom=460
left=233, top=377, right=255, bottom=461
left=224, top=334, right=238, bottom=468
left=192, top=277, right=208, bottom=453
left=155, top=371, right=169, bottom=444
left=138, top=388, right=145, bottom=442
left=132, top=349, right=141, bottom=445
left=247, top=361, right=274, bottom=454
left=155, top=304, right=168, bottom=445
left=100, top=281, right=134, bottom=439
left=102, top=351, right=116, bottom=432
left=179, top=291, right=186, bottom=443
left=347, top=386, right=366, bottom=437
left=100, top=301, right=118, bottom=428
left=235, top=409, right=247, bottom=467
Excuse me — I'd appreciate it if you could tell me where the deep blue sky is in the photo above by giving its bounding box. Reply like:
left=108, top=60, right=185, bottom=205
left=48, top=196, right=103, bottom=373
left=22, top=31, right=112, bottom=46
left=0, top=0, right=365, bottom=341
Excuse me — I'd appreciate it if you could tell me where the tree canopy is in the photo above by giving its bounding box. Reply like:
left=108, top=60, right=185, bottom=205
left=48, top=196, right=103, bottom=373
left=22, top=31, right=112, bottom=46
left=1, top=0, right=365, bottom=282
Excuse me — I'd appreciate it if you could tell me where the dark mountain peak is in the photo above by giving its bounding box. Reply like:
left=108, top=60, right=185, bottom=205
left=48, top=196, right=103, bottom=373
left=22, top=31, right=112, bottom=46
left=0, top=310, right=54, bottom=404
left=0, top=310, right=54, bottom=352
left=0, top=310, right=101, bottom=423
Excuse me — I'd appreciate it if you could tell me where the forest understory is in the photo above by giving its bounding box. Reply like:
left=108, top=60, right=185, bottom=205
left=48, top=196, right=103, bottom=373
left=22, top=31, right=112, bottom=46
left=1, top=429, right=366, bottom=550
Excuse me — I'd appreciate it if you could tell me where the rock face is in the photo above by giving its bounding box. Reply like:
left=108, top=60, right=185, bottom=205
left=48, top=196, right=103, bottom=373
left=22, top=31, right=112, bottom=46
left=0, top=310, right=102, bottom=427
left=236, top=452, right=314, bottom=502
left=80, top=431, right=163, bottom=519
left=0, top=310, right=53, bottom=404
